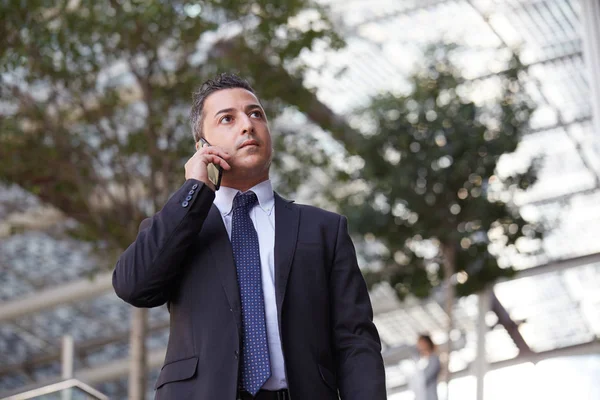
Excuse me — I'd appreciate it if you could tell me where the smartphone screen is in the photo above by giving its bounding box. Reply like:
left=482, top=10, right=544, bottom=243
left=199, top=138, right=224, bottom=190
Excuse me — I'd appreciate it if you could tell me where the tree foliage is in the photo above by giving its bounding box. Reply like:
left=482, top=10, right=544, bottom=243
left=0, top=2, right=544, bottom=303
left=0, top=0, right=343, bottom=254
left=334, top=45, right=543, bottom=299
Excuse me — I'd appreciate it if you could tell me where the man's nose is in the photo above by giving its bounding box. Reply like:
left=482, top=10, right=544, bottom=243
left=240, top=114, right=254, bottom=134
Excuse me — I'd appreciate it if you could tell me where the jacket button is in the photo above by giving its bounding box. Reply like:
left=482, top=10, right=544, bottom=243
left=182, top=201, right=189, bottom=207
left=186, top=195, right=192, bottom=201
left=192, top=183, right=198, bottom=189
left=188, top=190, right=195, bottom=195
left=234, top=350, right=239, bottom=359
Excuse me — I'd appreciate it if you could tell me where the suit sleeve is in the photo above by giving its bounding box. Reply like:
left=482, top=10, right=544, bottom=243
left=331, top=215, right=387, bottom=400
left=112, top=179, right=215, bottom=308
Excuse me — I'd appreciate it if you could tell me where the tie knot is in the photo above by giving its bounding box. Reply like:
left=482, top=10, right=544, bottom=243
left=233, top=191, right=258, bottom=212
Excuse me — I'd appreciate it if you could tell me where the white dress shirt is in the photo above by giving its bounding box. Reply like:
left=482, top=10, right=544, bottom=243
left=213, top=179, right=287, bottom=390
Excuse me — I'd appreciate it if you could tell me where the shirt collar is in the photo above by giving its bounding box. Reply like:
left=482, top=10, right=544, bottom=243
left=214, top=179, right=275, bottom=216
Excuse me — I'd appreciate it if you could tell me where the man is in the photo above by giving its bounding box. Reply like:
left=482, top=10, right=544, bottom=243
left=113, top=73, right=386, bottom=399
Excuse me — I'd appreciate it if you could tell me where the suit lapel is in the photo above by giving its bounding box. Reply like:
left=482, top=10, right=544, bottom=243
left=205, top=204, right=242, bottom=331
left=204, top=195, right=299, bottom=335
left=274, top=194, right=300, bottom=319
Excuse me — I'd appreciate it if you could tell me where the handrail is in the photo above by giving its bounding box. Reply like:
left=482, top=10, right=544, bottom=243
left=0, top=378, right=108, bottom=400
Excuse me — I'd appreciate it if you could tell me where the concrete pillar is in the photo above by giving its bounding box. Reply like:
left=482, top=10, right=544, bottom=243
left=61, top=335, right=74, bottom=379
left=128, top=308, right=148, bottom=400
left=474, top=289, right=491, bottom=400
left=61, top=335, right=74, bottom=400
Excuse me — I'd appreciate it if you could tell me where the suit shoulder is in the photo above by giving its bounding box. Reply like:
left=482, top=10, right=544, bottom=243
left=275, top=193, right=344, bottom=223
left=294, top=202, right=343, bottom=221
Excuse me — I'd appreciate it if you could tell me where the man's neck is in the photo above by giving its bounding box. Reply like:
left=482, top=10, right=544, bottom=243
left=221, top=175, right=269, bottom=193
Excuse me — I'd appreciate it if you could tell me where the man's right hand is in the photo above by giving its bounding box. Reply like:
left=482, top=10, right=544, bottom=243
left=184, top=146, right=231, bottom=191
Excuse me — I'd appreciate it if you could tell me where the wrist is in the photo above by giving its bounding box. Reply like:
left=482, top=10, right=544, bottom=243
left=185, top=176, right=215, bottom=192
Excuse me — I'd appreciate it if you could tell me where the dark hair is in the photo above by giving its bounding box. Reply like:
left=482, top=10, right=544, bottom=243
left=418, top=334, right=435, bottom=351
left=189, top=73, right=257, bottom=143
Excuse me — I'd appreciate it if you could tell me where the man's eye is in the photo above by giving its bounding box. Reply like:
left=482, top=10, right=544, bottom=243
left=220, top=115, right=233, bottom=124
left=250, top=111, right=262, bottom=118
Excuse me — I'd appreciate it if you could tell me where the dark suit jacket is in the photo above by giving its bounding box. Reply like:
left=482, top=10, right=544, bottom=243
left=112, top=180, right=386, bottom=399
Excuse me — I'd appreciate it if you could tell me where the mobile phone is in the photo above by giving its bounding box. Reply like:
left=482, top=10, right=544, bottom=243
left=199, top=137, right=223, bottom=190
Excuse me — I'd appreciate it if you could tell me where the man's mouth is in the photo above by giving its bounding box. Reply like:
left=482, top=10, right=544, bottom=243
left=239, top=139, right=259, bottom=149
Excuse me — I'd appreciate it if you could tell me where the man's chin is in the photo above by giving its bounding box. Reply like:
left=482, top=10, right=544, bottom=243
left=238, top=144, right=261, bottom=154
left=231, top=158, right=269, bottom=173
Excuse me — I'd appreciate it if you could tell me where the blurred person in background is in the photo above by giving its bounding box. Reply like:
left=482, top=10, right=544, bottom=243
left=112, top=73, right=386, bottom=400
left=408, top=334, right=441, bottom=400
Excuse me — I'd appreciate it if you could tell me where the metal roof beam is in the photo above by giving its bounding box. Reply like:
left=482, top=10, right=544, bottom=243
left=527, top=185, right=600, bottom=207
left=527, top=115, right=591, bottom=136
left=468, top=50, right=583, bottom=83
left=336, top=0, right=449, bottom=34
left=0, top=320, right=170, bottom=376
left=490, top=291, right=532, bottom=355
left=508, top=252, right=600, bottom=280
left=0, top=272, right=113, bottom=323
left=374, top=251, right=600, bottom=316
left=387, top=339, right=600, bottom=395
left=1, top=252, right=597, bottom=324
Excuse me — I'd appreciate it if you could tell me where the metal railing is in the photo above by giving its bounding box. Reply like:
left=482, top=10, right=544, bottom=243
left=0, top=378, right=108, bottom=400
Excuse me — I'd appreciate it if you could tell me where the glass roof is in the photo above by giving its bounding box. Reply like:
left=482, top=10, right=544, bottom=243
left=2, top=0, right=600, bottom=398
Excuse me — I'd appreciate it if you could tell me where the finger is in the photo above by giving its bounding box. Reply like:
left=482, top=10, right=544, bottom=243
left=199, top=146, right=231, bottom=159
left=203, top=154, right=231, bottom=170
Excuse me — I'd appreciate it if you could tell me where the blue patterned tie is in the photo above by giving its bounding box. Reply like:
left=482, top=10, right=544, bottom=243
left=231, top=191, right=271, bottom=395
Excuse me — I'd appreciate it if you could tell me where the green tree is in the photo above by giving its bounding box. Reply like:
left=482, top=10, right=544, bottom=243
left=0, top=1, right=343, bottom=397
left=333, top=45, right=543, bottom=379
left=0, top=0, right=343, bottom=250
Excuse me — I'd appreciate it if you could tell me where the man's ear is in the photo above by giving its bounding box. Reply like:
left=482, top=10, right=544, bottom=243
left=195, top=141, right=200, bottom=151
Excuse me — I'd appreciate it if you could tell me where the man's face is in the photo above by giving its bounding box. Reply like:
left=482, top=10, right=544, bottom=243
left=417, top=338, right=431, bottom=355
left=198, top=88, right=272, bottom=178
